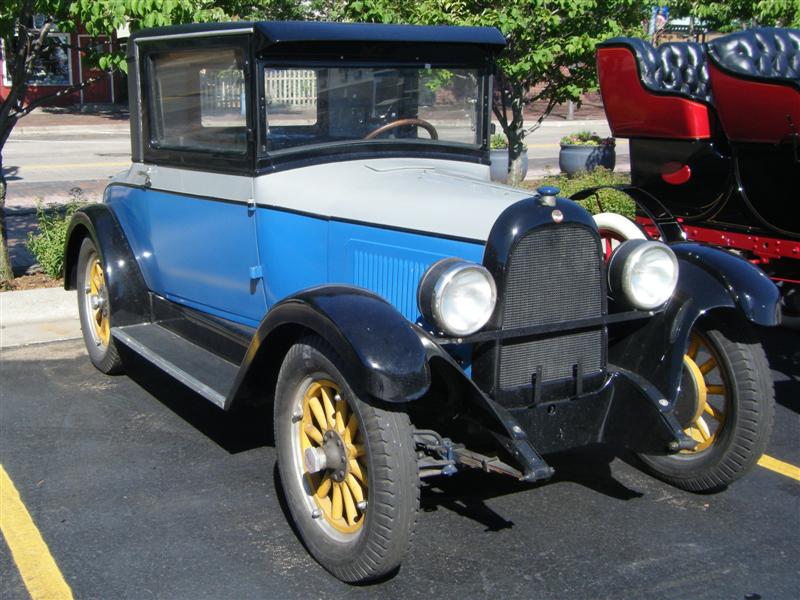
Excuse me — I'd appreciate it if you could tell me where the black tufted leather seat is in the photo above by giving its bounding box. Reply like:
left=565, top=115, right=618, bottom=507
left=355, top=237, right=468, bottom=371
left=707, top=27, right=800, bottom=87
left=601, top=37, right=712, bottom=103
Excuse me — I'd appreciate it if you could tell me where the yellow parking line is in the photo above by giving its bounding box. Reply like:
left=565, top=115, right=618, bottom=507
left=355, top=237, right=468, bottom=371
left=13, top=161, right=129, bottom=171
left=758, top=454, right=800, bottom=481
left=0, top=465, right=73, bottom=600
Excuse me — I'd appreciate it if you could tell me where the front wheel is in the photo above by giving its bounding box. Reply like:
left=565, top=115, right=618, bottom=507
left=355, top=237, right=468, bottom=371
left=639, top=317, right=774, bottom=492
left=274, top=336, right=419, bottom=583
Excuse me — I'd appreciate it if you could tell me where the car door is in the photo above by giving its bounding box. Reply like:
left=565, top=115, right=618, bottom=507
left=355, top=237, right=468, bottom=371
left=132, top=39, right=267, bottom=326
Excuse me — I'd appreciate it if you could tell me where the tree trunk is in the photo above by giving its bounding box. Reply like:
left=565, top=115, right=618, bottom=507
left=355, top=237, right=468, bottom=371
left=0, top=173, right=12, bottom=285
left=0, top=125, right=14, bottom=284
left=505, top=85, right=527, bottom=187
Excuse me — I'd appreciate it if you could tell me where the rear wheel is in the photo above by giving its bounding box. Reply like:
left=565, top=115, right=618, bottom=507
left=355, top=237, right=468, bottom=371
left=77, top=237, right=122, bottom=374
left=274, top=336, right=419, bottom=583
left=639, top=317, right=774, bottom=492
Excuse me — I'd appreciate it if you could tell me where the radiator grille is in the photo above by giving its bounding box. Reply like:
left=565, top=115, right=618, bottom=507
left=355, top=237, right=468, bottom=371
left=498, top=225, right=605, bottom=389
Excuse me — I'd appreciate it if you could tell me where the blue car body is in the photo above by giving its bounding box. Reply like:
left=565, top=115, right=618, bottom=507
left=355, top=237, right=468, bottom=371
left=63, top=20, right=780, bottom=483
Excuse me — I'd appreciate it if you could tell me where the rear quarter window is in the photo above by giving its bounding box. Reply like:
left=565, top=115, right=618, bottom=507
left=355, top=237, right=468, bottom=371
left=148, top=47, right=247, bottom=154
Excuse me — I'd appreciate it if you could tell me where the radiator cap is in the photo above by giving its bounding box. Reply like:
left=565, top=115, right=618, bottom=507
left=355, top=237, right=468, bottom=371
left=537, top=185, right=559, bottom=207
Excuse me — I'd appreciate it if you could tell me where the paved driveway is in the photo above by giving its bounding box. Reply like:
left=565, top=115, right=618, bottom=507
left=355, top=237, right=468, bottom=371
left=1, top=325, right=798, bottom=599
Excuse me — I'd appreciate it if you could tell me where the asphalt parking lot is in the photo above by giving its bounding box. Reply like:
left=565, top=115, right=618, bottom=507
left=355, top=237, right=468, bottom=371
left=1, top=325, right=798, bottom=600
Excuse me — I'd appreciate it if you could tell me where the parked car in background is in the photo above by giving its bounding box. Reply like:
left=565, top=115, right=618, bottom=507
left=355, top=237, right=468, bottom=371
left=64, top=21, right=780, bottom=583
left=596, top=27, right=800, bottom=315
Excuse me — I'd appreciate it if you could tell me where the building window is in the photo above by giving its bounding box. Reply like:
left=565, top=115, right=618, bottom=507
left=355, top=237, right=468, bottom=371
left=2, top=32, right=72, bottom=87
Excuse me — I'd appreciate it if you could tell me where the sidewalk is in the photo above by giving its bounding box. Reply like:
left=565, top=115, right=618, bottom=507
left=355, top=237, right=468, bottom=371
left=0, top=287, right=80, bottom=348
left=10, top=105, right=130, bottom=136
left=10, top=99, right=610, bottom=137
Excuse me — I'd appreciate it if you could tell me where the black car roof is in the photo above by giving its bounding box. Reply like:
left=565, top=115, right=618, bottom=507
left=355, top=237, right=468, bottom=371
left=129, top=20, right=506, bottom=49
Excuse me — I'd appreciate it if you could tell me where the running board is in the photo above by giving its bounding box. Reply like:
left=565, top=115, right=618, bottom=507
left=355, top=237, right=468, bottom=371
left=112, top=323, right=239, bottom=409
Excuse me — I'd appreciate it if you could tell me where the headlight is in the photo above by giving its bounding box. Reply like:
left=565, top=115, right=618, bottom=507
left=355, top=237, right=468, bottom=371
left=608, top=240, right=678, bottom=310
left=418, top=258, right=497, bottom=336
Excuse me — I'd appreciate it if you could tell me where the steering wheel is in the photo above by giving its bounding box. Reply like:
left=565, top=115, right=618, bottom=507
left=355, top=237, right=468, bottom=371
left=364, top=118, right=439, bottom=140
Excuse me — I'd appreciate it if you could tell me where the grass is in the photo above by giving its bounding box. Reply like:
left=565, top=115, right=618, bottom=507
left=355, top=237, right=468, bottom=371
left=521, top=168, right=635, bottom=219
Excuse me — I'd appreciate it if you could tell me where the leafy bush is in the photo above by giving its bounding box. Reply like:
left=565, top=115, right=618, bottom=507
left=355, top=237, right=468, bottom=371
left=490, top=134, right=528, bottom=150
left=26, top=201, right=83, bottom=279
left=523, top=168, right=635, bottom=218
left=490, top=133, right=508, bottom=149
left=560, top=130, right=615, bottom=147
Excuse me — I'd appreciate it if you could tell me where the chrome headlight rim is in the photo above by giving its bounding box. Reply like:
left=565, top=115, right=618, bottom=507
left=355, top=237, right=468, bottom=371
left=418, top=258, right=497, bottom=337
left=608, top=239, right=679, bottom=311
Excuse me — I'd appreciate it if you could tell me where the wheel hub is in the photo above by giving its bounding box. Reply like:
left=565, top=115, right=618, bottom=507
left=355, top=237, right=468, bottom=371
left=323, top=429, right=349, bottom=482
left=674, top=354, right=706, bottom=428
left=296, top=379, right=369, bottom=534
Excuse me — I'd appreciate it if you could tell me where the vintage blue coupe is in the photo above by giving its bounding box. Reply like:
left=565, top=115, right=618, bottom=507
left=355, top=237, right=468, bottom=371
left=64, top=21, right=780, bottom=583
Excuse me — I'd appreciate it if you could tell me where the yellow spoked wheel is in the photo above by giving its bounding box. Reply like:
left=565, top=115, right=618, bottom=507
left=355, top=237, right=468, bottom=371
left=639, top=318, right=774, bottom=493
left=83, top=252, right=110, bottom=348
left=299, top=380, right=368, bottom=534
left=680, top=331, right=731, bottom=453
left=276, top=337, right=419, bottom=582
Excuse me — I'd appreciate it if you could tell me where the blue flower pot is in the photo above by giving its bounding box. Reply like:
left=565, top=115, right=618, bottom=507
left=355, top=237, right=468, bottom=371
left=559, top=144, right=615, bottom=175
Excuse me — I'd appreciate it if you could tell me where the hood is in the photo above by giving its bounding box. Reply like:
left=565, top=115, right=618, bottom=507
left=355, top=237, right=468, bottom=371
left=254, top=158, right=534, bottom=242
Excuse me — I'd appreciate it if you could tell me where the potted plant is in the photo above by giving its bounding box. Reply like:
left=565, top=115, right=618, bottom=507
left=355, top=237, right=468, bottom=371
left=559, top=130, right=615, bottom=175
left=489, top=133, right=528, bottom=183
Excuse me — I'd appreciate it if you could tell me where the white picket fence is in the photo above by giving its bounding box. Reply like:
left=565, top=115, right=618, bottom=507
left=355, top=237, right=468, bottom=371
left=199, top=69, right=317, bottom=113
left=264, top=69, right=317, bottom=106
left=200, top=70, right=244, bottom=113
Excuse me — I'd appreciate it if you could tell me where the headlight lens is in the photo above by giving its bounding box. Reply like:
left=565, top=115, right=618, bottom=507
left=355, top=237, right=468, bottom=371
left=608, top=240, right=678, bottom=310
left=418, top=259, right=497, bottom=336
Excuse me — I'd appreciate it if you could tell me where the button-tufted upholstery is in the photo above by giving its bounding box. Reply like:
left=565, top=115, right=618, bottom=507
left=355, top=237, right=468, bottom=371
left=601, top=37, right=712, bottom=103
left=707, top=27, right=800, bottom=87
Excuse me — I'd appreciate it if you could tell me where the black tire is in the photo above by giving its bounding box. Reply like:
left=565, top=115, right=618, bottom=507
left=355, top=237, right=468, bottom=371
left=76, top=237, right=123, bottom=374
left=274, top=335, right=419, bottom=583
left=639, top=317, right=774, bottom=492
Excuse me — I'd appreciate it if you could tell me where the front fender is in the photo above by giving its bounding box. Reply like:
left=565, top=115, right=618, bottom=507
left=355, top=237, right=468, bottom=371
left=230, top=286, right=430, bottom=404
left=610, top=242, right=780, bottom=405
left=63, top=204, right=150, bottom=327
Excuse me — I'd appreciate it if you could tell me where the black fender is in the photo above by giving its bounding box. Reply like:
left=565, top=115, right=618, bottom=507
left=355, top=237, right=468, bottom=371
left=610, top=242, right=780, bottom=406
left=570, top=184, right=685, bottom=242
left=63, top=204, right=150, bottom=327
left=229, top=286, right=430, bottom=405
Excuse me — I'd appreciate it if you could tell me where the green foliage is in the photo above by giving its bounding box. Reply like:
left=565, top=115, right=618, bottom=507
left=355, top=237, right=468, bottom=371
left=560, top=130, right=615, bottom=146
left=667, top=0, right=799, bottom=30
left=490, top=133, right=528, bottom=149
left=339, top=0, right=649, bottom=184
left=524, top=168, right=635, bottom=218
left=26, top=199, right=83, bottom=279
left=489, top=133, right=508, bottom=149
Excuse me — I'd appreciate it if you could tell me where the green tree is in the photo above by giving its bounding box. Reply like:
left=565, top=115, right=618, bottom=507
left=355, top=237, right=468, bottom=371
left=0, top=0, right=243, bottom=284
left=668, top=0, right=799, bottom=30
left=339, top=0, right=647, bottom=185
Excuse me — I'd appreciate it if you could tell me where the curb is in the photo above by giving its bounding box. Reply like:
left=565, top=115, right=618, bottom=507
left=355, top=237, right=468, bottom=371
left=1, top=287, right=76, bottom=326
left=0, top=287, right=80, bottom=348
left=11, top=123, right=130, bottom=137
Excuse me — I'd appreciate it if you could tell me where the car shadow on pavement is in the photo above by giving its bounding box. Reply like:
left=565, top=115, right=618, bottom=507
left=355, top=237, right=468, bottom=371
left=760, top=325, right=799, bottom=414
left=419, top=445, right=643, bottom=531
left=119, top=347, right=274, bottom=453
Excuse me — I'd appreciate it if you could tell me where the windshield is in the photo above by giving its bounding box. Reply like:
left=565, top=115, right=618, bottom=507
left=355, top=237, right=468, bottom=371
left=263, top=65, right=485, bottom=153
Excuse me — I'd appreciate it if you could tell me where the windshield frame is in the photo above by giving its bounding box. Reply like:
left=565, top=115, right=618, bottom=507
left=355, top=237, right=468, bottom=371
left=255, top=56, right=493, bottom=171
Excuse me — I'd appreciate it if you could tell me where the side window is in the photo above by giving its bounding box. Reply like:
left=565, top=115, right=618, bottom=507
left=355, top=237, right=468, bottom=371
left=148, top=47, right=247, bottom=154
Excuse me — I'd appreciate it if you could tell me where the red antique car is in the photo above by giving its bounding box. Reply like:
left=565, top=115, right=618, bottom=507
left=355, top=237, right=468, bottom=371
left=594, top=27, right=800, bottom=315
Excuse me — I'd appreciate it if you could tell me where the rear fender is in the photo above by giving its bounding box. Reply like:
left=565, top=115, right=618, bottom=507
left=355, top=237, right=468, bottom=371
left=63, top=204, right=150, bottom=327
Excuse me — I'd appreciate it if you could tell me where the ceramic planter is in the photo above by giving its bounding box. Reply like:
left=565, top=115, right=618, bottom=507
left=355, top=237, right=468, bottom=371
left=490, top=149, right=529, bottom=183
left=559, top=144, right=615, bottom=175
